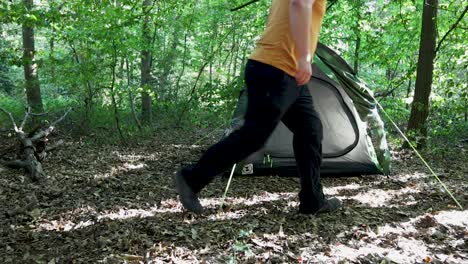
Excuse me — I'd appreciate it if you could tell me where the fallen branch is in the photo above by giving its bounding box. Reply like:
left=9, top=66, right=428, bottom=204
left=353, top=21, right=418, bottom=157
left=0, top=107, right=71, bottom=181
left=31, top=108, right=72, bottom=142
left=45, top=139, right=64, bottom=152
left=19, top=107, right=31, bottom=131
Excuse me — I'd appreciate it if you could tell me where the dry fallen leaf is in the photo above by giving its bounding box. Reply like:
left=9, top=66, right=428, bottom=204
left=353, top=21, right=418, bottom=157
left=423, top=256, right=432, bottom=263
left=120, top=254, right=143, bottom=261
left=1, top=131, right=467, bottom=263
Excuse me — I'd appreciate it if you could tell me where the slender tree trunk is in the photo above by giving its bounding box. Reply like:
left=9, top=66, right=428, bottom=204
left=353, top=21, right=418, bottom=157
left=233, top=36, right=241, bottom=78
left=22, top=0, right=43, bottom=115
left=209, top=57, right=213, bottom=89
left=465, top=98, right=467, bottom=122
left=175, top=2, right=196, bottom=99
left=175, top=32, right=189, bottom=99
left=406, top=0, right=438, bottom=148
left=464, top=93, right=467, bottom=122
left=111, top=43, right=125, bottom=142
left=227, top=34, right=235, bottom=83
left=158, top=29, right=179, bottom=101
left=49, top=29, right=56, bottom=88
left=406, top=79, right=412, bottom=109
left=141, top=0, right=153, bottom=124
left=209, top=19, right=219, bottom=87
left=69, top=42, right=94, bottom=134
left=126, top=57, right=142, bottom=131
left=353, top=0, right=362, bottom=74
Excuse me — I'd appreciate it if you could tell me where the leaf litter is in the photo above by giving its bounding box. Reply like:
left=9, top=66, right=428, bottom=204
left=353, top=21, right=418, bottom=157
left=0, top=129, right=467, bottom=263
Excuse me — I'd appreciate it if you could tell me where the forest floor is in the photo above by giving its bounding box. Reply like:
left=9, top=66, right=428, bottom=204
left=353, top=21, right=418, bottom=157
left=0, top=129, right=467, bottom=263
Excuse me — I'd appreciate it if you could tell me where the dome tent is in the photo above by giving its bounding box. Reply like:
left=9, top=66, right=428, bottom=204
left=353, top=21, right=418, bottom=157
left=226, top=43, right=391, bottom=176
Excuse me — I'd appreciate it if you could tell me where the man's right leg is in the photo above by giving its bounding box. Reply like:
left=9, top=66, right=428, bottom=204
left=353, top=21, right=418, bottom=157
left=177, top=60, right=299, bottom=211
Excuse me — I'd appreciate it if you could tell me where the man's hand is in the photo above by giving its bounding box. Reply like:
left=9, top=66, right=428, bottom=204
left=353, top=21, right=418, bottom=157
left=296, top=56, right=312, bottom=86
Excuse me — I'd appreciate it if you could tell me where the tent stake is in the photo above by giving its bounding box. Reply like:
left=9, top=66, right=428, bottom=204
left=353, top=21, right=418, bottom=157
left=219, top=163, right=237, bottom=211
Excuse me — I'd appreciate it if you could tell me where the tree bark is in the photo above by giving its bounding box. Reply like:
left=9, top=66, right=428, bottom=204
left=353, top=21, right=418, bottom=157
left=126, top=57, right=142, bottom=131
left=49, top=32, right=55, bottom=84
left=111, top=42, right=125, bottom=142
left=406, top=0, right=438, bottom=148
left=141, top=0, right=153, bottom=124
left=353, top=0, right=362, bottom=74
left=22, top=0, right=44, bottom=115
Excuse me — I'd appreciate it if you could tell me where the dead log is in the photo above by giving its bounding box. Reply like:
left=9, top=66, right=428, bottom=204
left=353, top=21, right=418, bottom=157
left=0, top=107, right=71, bottom=181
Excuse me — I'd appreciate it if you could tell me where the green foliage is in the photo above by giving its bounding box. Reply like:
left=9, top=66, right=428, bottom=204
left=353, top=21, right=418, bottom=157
left=0, top=0, right=466, bottom=146
left=0, top=25, right=17, bottom=95
left=0, top=96, right=25, bottom=132
left=228, top=229, right=255, bottom=262
left=320, top=0, right=467, bottom=147
left=0, top=63, right=15, bottom=95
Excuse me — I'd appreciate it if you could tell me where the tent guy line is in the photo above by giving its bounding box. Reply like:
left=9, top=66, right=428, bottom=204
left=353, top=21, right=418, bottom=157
left=369, top=93, right=463, bottom=210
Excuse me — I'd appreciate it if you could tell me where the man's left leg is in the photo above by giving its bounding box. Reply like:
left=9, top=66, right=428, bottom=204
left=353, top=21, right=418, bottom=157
left=281, top=85, right=341, bottom=214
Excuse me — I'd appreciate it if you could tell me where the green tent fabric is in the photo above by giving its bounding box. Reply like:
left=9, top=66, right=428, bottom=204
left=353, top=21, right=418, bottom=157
left=315, top=43, right=391, bottom=174
left=226, top=43, right=391, bottom=176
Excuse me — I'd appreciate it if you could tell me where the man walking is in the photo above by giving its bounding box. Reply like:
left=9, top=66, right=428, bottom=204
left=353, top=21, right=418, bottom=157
left=175, top=0, right=341, bottom=214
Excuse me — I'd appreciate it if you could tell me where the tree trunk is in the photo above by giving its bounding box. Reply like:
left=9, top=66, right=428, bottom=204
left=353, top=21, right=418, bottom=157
left=406, top=0, right=438, bottom=148
left=69, top=41, right=94, bottom=134
left=111, top=43, right=125, bottom=142
left=49, top=30, right=56, bottom=86
left=465, top=98, right=467, bottom=122
left=175, top=32, right=189, bottom=99
left=127, top=57, right=142, bottom=131
left=158, top=30, right=180, bottom=101
left=353, top=0, right=362, bottom=74
left=22, top=0, right=44, bottom=115
left=406, top=79, right=412, bottom=109
left=141, top=0, right=153, bottom=124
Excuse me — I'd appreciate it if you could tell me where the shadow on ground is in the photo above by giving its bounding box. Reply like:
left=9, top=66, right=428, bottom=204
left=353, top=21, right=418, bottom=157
left=0, top=130, right=467, bottom=263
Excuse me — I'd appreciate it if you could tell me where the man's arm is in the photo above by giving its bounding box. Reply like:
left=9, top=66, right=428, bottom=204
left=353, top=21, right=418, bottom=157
left=289, top=0, right=315, bottom=85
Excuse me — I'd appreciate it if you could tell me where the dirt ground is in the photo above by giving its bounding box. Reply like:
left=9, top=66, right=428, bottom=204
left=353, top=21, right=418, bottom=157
left=0, top=129, right=467, bottom=263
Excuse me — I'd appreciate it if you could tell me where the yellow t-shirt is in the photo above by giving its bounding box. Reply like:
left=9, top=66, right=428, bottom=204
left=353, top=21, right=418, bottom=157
left=250, top=0, right=326, bottom=77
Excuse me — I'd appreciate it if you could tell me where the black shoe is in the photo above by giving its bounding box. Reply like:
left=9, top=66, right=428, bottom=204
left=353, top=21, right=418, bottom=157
left=174, top=170, right=203, bottom=214
left=299, top=197, right=342, bottom=215
left=315, top=197, right=342, bottom=215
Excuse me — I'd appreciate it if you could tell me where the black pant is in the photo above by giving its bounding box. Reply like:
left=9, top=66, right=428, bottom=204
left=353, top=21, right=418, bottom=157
left=184, top=59, right=325, bottom=212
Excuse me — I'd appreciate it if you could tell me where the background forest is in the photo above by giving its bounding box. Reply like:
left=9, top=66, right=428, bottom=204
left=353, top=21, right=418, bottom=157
left=0, top=1, right=467, bottom=263
left=0, top=0, right=466, bottom=146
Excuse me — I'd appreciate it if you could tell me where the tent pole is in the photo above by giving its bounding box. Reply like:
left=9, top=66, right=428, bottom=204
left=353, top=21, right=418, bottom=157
left=230, top=0, right=261, bottom=12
